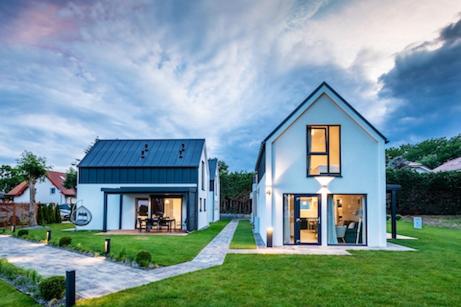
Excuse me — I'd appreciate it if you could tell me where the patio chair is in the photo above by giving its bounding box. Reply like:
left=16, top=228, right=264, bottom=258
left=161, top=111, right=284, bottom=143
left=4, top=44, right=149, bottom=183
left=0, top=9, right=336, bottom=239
left=336, top=225, right=347, bottom=243
left=137, top=218, right=147, bottom=232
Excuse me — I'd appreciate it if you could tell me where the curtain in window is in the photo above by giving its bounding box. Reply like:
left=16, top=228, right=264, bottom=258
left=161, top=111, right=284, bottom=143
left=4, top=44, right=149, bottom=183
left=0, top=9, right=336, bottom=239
left=327, top=196, right=338, bottom=244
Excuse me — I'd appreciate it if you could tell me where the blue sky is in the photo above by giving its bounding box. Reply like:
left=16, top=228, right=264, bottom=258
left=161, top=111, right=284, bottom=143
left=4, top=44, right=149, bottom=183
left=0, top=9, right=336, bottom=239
left=0, top=0, right=460, bottom=171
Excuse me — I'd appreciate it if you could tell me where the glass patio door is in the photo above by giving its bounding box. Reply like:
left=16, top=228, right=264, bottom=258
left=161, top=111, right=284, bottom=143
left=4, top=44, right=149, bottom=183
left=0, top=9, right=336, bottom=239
left=294, top=194, right=321, bottom=245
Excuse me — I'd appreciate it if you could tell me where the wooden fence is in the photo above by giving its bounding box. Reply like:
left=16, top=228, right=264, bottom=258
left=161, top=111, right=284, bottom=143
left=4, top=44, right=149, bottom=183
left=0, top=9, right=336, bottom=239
left=0, top=202, right=37, bottom=227
left=220, top=198, right=252, bottom=214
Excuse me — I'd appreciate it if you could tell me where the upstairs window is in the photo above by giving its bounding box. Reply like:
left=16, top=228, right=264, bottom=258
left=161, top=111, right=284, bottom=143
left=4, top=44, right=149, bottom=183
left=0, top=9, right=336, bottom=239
left=201, top=161, right=205, bottom=190
left=307, top=125, right=341, bottom=176
left=50, top=187, right=56, bottom=194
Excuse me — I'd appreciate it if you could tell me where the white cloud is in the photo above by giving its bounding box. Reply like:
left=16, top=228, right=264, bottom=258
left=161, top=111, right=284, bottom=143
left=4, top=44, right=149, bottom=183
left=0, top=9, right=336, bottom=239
left=0, top=0, right=460, bottom=170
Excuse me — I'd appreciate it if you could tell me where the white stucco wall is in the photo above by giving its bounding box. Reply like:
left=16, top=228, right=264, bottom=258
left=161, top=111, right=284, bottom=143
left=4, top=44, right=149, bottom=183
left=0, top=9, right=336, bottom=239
left=213, top=171, right=220, bottom=222
left=14, top=177, right=70, bottom=204
left=197, top=147, right=210, bottom=230
left=254, top=91, right=386, bottom=247
left=207, top=168, right=220, bottom=223
left=76, top=183, right=197, bottom=230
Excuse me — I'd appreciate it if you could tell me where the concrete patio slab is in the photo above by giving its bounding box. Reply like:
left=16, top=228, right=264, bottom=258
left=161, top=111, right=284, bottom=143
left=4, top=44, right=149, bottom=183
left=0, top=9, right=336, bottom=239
left=386, top=233, right=418, bottom=240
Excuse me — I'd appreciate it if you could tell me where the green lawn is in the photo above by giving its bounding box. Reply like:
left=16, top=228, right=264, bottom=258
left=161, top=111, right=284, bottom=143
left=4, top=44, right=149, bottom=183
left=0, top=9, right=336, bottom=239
left=80, top=221, right=461, bottom=306
left=230, top=220, right=256, bottom=249
left=13, top=220, right=229, bottom=266
left=0, top=280, right=38, bottom=307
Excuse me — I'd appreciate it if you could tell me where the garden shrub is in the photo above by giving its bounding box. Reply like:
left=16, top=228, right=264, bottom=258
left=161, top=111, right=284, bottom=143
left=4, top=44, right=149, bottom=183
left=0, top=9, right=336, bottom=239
left=135, top=250, right=152, bottom=268
left=58, top=236, right=72, bottom=247
left=387, top=168, right=461, bottom=215
left=17, top=229, right=29, bottom=237
left=39, top=276, right=65, bottom=300
left=0, top=259, right=42, bottom=285
left=54, top=205, right=62, bottom=223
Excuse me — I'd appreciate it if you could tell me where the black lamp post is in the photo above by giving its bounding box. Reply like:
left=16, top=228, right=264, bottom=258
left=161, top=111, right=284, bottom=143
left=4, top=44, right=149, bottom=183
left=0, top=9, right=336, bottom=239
left=65, top=270, right=76, bottom=307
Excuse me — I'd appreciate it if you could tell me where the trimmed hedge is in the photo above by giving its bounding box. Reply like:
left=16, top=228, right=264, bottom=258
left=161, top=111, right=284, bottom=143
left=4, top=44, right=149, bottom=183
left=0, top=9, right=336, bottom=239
left=39, top=276, right=65, bottom=300
left=17, top=229, right=29, bottom=237
left=387, top=169, right=461, bottom=215
left=58, top=236, right=72, bottom=247
left=135, top=250, right=152, bottom=268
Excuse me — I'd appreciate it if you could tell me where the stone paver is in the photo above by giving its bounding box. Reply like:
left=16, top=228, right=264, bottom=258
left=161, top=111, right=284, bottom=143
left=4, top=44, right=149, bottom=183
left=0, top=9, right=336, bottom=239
left=0, top=220, right=239, bottom=299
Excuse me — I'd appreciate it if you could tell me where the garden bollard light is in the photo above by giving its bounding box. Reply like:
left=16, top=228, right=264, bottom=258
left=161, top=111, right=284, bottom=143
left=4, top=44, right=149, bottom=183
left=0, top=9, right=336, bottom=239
left=65, top=270, right=76, bottom=307
left=104, top=238, right=111, bottom=256
left=267, top=227, right=273, bottom=248
left=46, top=230, right=51, bottom=243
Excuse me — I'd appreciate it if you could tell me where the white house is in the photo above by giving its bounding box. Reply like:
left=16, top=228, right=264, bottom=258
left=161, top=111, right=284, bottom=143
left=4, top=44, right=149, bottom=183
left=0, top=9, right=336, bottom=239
left=76, top=139, right=219, bottom=232
left=8, top=171, right=76, bottom=204
left=207, top=158, right=220, bottom=223
left=252, top=82, right=388, bottom=248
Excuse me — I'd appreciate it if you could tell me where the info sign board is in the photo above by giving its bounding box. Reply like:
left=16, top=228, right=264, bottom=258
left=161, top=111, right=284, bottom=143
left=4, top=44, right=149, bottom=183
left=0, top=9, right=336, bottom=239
left=413, top=216, right=423, bottom=229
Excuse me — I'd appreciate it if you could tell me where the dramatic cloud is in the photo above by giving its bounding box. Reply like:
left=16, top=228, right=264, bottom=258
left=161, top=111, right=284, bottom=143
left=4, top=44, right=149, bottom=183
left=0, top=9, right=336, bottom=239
left=380, top=17, right=461, bottom=143
left=0, top=0, right=460, bottom=170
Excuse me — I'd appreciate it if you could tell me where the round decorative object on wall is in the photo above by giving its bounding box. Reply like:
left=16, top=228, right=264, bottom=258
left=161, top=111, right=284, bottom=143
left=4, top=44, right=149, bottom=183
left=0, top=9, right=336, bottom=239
left=70, top=205, right=92, bottom=226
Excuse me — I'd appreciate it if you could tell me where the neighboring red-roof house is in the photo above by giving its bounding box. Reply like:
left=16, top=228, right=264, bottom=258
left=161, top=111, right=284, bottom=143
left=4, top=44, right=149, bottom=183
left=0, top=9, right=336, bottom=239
left=7, top=171, right=76, bottom=204
left=433, top=157, right=461, bottom=172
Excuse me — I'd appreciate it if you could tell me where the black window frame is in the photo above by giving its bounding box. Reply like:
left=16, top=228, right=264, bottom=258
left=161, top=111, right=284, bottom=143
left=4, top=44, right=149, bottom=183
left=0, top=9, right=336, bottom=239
left=201, top=161, right=205, bottom=191
left=307, top=125, right=341, bottom=177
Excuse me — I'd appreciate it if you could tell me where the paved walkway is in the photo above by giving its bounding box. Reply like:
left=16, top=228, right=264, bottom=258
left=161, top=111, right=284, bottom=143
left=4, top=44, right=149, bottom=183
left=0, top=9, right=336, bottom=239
left=0, top=220, right=239, bottom=299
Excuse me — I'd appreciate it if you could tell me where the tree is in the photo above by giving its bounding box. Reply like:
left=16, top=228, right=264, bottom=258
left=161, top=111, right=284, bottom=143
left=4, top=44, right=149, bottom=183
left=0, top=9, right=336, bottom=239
left=0, top=165, right=24, bottom=193
left=16, top=151, right=49, bottom=226
left=64, top=167, right=77, bottom=190
left=386, top=134, right=461, bottom=169
left=218, top=161, right=254, bottom=200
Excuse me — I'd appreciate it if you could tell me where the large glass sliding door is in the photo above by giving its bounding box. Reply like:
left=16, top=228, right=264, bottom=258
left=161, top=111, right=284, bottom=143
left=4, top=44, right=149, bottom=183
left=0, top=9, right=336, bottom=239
left=283, top=194, right=321, bottom=245
left=327, top=194, right=366, bottom=245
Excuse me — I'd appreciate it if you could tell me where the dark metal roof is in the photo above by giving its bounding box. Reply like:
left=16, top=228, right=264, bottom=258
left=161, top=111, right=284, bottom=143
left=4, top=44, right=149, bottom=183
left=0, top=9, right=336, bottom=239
left=78, top=139, right=205, bottom=168
left=255, top=81, right=389, bottom=170
left=208, top=158, right=218, bottom=179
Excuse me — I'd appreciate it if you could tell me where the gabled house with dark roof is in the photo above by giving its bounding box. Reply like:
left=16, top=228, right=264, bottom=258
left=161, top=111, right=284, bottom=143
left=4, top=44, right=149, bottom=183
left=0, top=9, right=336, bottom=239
left=252, top=82, right=388, bottom=248
left=77, top=138, right=217, bottom=232
left=207, top=158, right=220, bottom=223
left=7, top=171, right=76, bottom=204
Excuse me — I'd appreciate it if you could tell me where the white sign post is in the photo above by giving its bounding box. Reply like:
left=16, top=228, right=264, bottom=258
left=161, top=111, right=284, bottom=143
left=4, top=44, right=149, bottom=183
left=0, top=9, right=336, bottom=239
left=413, top=216, right=423, bottom=229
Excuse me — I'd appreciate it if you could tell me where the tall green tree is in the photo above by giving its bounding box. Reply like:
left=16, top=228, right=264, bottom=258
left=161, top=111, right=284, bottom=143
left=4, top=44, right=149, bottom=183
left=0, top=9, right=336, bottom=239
left=0, top=165, right=24, bottom=193
left=16, top=151, right=49, bottom=226
left=64, top=167, right=77, bottom=190
left=218, top=161, right=254, bottom=200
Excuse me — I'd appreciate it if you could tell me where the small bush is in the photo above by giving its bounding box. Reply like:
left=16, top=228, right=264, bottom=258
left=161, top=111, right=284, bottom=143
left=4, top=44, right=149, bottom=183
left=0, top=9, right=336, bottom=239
left=58, top=236, right=72, bottom=247
left=39, top=276, right=65, bottom=300
left=135, top=250, right=152, bottom=268
left=396, top=214, right=402, bottom=221
left=17, top=229, right=29, bottom=237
